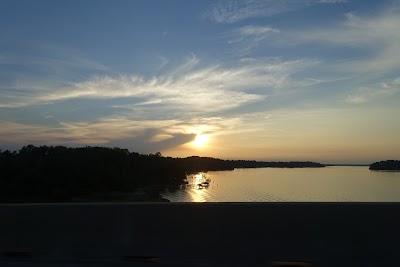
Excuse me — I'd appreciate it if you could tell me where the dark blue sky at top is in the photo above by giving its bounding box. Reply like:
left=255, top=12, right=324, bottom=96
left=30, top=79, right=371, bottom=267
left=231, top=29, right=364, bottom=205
left=1, top=0, right=386, bottom=76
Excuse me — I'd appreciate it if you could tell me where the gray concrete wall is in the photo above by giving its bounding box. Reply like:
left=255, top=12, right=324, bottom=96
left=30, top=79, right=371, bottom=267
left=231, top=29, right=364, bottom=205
left=0, top=203, right=399, bottom=266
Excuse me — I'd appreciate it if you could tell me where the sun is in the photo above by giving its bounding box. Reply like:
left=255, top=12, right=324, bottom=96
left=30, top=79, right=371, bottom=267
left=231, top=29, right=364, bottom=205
left=192, top=134, right=208, bottom=147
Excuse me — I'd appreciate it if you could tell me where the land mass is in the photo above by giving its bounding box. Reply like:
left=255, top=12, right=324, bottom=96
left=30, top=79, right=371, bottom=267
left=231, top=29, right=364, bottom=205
left=0, top=145, right=325, bottom=203
left=369, top=160, right=400, bottom=171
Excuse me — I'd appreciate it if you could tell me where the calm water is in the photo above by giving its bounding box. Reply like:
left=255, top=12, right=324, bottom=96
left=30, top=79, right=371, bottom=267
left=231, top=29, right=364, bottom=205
left=162, top=166, right=400, bottom=202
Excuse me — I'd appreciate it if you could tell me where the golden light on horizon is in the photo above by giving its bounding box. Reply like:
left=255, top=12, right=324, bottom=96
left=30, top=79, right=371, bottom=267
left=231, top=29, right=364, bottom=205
left=192, top=134, right=208, bottom=147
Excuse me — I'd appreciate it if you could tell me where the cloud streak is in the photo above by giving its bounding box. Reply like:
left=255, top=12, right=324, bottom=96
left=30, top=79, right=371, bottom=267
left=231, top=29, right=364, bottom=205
left=345, top=78, right=400, bottom=104
left=290, top=8, right=400, bottom=75
left=0, top=52, right=319, bottom=152
left=0, top=116, right=243, bottom=153
left=318, top=0, right=347, bottom=3
left=225, top=25, right=280, bottom=52
left=1, top=56, right=314, bottom=113
left=205, top=0, right=312, bottom=23
left=205, top=0, right=347, bottom=23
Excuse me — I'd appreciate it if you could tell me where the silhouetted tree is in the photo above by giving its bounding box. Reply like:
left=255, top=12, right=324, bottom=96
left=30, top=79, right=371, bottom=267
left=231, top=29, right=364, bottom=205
left=0, top=145, right=325, bottom=203
left=370, top=160, right=400, bottom=170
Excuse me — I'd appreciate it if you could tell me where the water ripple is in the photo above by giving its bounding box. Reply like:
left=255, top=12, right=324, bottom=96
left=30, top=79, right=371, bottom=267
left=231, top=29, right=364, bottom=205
left=163, top=167, right=400, bottom=202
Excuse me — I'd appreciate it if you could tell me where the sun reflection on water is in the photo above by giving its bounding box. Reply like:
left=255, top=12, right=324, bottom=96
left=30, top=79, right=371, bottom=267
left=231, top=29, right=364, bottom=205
left=185, top=172, right=211, bottom=202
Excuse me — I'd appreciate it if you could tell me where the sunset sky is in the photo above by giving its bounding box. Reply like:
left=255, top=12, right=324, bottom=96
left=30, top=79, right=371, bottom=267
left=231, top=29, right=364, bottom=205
left=1, top=0, right=400, bottom=164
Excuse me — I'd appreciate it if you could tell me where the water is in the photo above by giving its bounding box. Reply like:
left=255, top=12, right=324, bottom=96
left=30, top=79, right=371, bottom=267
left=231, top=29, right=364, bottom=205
left=162, top=166, right=400, bottom=202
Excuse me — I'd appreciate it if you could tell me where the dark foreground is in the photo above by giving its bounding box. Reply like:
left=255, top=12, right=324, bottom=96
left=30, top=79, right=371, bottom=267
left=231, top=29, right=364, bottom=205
left=1, top=203, right=399, bottom=267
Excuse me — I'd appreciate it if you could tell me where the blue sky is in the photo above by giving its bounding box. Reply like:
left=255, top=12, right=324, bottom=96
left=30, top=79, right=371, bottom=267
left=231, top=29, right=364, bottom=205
left=1, top=0, right=400, bottom=163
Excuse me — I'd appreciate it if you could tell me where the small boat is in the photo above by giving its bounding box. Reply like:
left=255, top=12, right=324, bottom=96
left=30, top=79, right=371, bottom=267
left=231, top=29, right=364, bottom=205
left=201, top=181, right=210, bottom=187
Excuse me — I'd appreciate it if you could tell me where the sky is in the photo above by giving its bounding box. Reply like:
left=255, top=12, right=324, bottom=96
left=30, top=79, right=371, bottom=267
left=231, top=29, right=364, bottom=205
left=1, top=0, right=400, bottom=164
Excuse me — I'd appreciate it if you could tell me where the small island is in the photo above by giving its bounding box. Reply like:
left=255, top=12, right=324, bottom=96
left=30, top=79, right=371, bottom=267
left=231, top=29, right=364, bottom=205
left=369, top=160, right=400, bottom=171
left=0, top=145, right=325, bottom=203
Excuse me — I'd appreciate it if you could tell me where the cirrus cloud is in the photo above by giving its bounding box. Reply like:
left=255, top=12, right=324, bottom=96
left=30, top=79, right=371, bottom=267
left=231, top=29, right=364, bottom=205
left=0, top=55, right=315, bottom=113
left=345, top=78, right=400, bottom=104
left=0, top=55, right=318, bottom=151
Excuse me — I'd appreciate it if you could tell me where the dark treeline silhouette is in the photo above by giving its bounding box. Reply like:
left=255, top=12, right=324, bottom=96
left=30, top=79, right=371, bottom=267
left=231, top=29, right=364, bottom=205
left=0, top=145, right=185, bottom=203
left=0, top=145, right=325, bottom=203
left=178, top=156, right=325, bottom=173
left=369, top=160, right=400, bottom=170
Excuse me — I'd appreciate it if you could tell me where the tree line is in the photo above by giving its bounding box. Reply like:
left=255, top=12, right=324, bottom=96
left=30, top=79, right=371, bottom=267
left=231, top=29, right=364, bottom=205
left=369, top=160, right=400, bottom=170
left=0, top=145, right=325, bottom=203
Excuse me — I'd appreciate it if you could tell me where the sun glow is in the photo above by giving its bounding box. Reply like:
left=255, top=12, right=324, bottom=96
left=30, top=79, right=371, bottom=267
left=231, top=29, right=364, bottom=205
left=192, top=134, right=208, bottom=147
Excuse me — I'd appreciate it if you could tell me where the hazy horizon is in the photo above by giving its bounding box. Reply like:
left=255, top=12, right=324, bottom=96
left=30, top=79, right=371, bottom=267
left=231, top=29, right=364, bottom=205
left=1, top=0, right=400, bottom=164
left=0, top=143, right=382, bottom=165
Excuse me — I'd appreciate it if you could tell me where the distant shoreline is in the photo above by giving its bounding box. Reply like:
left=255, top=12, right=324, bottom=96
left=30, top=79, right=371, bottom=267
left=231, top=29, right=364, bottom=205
left=0, top=145, right=325, bottom=204
left=369, top=160, right=400, bottom=171
left=325, top=164, right=369, bottom=167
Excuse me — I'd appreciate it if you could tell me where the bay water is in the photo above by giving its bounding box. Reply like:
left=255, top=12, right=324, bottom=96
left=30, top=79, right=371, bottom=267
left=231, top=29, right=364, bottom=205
left=162, top=166, right=400, bottom=202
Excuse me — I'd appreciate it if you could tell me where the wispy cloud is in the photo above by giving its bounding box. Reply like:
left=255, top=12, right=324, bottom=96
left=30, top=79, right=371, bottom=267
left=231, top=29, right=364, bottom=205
left=0, top=52, right=108, bottom=73
left=335, top=57, right=357, bottom=62
left=345, top=78, right=400, bottom=104
left=297, top=11, right=400, bottom=47
left=205, top=0, right=312, bottom=23
left=0, top=116, right=242, bottom=153
left=318, top=0, right=347, bottom=3
left=156, top=56, right=169, bottom=70
left=291, top=8, right=400, bottom=75
left=0, top=54, right=318, bottom=151
left=0, top=55, right=315, bottom=113
left=225, top=25, right=280, bottom=52
left=0, top=47, right=109, bottom=108
left=237, top=25, right=280, bottom=37
left=205, top=0, right=346, bottom=23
